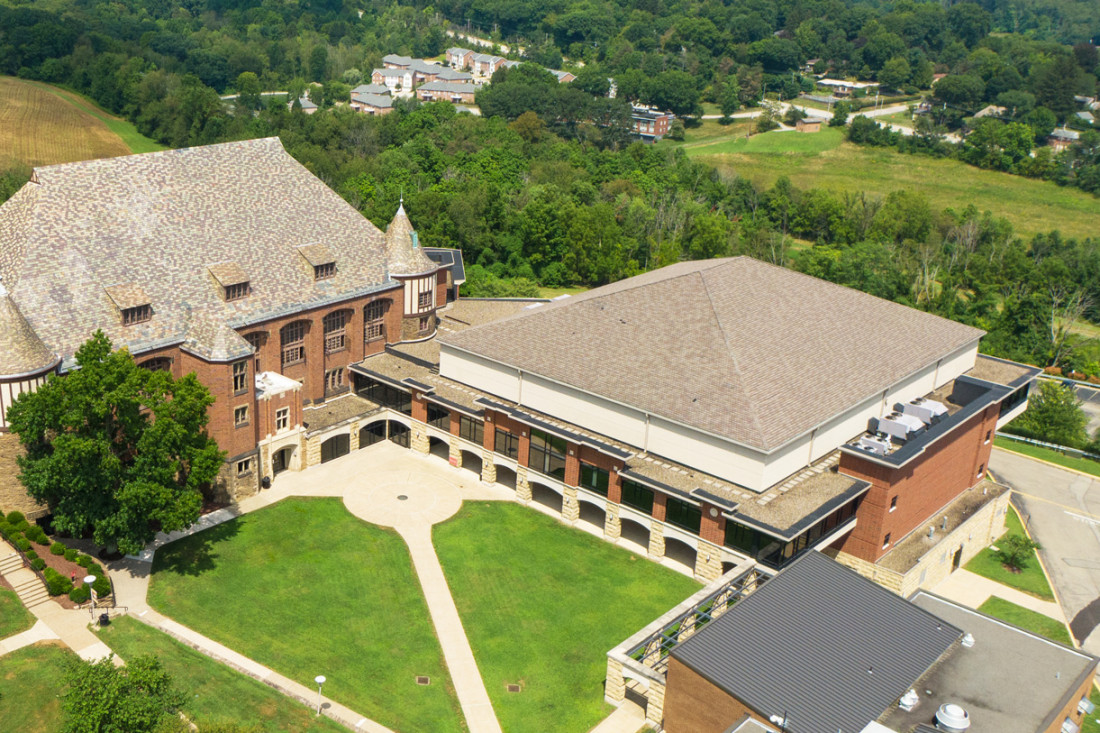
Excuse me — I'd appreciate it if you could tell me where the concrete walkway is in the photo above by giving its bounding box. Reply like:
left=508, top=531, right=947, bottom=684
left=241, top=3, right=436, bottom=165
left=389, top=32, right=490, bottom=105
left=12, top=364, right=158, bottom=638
left=933, top=568, right=1068, bottom=622
left=0, top=619, right=58, bottom=655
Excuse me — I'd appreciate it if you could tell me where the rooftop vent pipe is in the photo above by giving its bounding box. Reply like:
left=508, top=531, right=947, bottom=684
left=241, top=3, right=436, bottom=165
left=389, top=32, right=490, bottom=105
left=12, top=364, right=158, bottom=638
left=935, top=703, right=971, bottom=732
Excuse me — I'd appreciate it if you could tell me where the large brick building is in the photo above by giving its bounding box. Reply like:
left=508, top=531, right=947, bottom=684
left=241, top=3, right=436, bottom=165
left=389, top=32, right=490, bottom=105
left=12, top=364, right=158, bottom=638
left=0, top=140, right=1037, bottom=598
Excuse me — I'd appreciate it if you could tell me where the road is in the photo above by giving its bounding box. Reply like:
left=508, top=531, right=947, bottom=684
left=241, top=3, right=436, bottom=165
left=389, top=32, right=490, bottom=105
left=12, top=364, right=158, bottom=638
left=989, top=447, right=1100, bottom=656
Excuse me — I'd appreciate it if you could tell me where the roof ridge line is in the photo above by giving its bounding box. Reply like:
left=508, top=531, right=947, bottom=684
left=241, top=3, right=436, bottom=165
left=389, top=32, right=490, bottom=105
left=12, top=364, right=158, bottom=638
left=697, top=265, right=767, bottom=447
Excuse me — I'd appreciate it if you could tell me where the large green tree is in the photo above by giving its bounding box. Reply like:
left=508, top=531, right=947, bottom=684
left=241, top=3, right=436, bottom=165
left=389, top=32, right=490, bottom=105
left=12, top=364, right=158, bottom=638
left=7, top=332, right=223, bottom=555
left=62, top=654, right=185, bottom=733
left=1010, top=380, right=1089, bottom=448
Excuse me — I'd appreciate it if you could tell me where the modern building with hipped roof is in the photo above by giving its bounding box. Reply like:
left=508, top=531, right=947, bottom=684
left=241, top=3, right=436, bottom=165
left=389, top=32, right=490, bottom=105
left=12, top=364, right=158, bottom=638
left=657, top=552, right=1097, bottom=733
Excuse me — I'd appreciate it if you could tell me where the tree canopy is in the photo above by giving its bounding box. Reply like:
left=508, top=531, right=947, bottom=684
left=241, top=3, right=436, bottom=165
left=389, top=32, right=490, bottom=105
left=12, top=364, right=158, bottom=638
left=62, top=654, right=185, bottom=733
left=7, top=332, right=223, bottom=555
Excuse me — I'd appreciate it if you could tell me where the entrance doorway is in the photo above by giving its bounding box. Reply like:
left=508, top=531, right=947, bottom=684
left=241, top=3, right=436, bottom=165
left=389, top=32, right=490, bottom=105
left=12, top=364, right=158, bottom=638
left=320, top=434, right=350, bottom=463
left=952, top=546, right=963, bottom=570
left=272, top=446, right=294, bottom=474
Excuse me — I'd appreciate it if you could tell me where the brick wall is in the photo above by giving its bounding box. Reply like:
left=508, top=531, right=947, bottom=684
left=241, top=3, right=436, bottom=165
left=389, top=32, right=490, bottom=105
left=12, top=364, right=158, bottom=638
left=1043, top=668, right=1096, bottom=733
left=664, top=657, right=766, bottom=733
left=837, top=405, right=999, bottom=562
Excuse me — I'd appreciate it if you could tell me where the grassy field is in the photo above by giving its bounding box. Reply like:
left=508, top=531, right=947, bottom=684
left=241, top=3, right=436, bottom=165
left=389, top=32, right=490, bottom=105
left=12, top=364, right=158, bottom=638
left=148, top=498, right=464, bottom=733
left=0, top=76, right=163, bottom=168
left=994, top=436, right=1100, bottom=478
left=0, top=587, right=34, bottom=638
left=662, top=118, right=754, bottom=149
left=434, top=502, right=701, bottom=733
left=965, top=505, right=1054, bottom=600
left=978, top=596, right=1074, bottom=645
left=0, top=642, right=73, bottom=731
left=102, top=616, right=345, bottom=732
left=690, top=126, right=1100, bottom=240
left=537, top=285, right=589, bottom=298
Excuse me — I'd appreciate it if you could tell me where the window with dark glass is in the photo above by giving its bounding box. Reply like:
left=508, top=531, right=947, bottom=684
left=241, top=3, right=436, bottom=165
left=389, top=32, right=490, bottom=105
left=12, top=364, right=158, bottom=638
left=122, top=304, right=152, bottom=325
left=579, top=463, right=609, bottom=496
left=275, top=407, right=289, bottom=431
left=232, top=360, right=248, bottom=394
left=138, top=357, right=171, bottom=372
left=358, top=378, right=412, bottom=414
left=418, top=290, right=432, bottom=309
left=225, top=282, right=250, bottom=301
left=459, top=415, right=484, bottom=445
left=528, top=428, right=566, bottom=480
left=281, top=322, right=306, bottom=367
left=666, top=497, right=701, bottom=533
left=418, top=316, right=431, bottom=332
left=427, top=404, right=450, bottom=430
left=495, top=429, right=519, bottom=460
left=314, top=262, right=335, bottom=280
left=364, top=301, right=386, bottom=341
left=620, top=479, right=654, bottom=514
left=323, top=311, right=348, bottom=353
left=234, top=405, right=248, bottom=427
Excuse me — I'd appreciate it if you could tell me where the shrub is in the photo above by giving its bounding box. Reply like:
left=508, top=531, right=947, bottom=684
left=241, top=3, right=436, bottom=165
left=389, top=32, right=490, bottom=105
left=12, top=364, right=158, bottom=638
left=5, top=511, right=24, bottom=525
left=50, top=542, right=66, bottom=556
left=43, top=567, right=73, bottom=596
left=14, top=519, right=29, bottom=532
left=15, top=537, right=30, bottom=552
left=77, top=555, right=96, bottom=569
left=30, top=558, right=46, bottom=571
left=25, top=549, right=37, bottom=560
left=0, top=521, right=14, bottom=540
left=64, top=548, right=78, bottom=562
left=68, top=585, right=91, bottom=604
left=84, top=569, right=111, bottom=597
left=999, top=535, right=1041, bottom=571
left=25, top=525, right=48, bottom=545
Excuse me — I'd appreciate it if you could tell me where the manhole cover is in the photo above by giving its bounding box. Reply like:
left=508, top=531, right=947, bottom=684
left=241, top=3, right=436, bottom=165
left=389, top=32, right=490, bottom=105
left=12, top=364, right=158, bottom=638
left=416, top=676, right=430, bottom=686
left=397, top=495, right=408, bottom=501
left=506, top=684, right=521, bottom=693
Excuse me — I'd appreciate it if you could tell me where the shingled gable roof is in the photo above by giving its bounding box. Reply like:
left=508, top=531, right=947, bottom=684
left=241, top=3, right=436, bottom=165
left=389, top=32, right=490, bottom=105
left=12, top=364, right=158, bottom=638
left=671, top=551, right=962, bottom=733
left=440, top=257, right=984, bottom=452
left=0, top=138, right=393, bottom=365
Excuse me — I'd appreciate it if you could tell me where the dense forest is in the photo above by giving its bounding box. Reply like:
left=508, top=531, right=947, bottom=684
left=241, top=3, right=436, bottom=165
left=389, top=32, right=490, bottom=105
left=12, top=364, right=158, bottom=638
left=0, top=0, right=1098, bottom=378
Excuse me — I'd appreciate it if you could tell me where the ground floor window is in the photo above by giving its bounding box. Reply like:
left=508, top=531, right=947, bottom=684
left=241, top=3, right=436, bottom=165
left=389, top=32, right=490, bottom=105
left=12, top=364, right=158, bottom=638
left=236, top=458, right=252, bottom=476
left=666, top=497, right=701, bottom=533
left=620, top=479, right=654, bottom=515
left=427, top=404, right=449, bottom=430
left=579, top=463, right=609, bottom=496
left=528, top=428, right=566, bottom=481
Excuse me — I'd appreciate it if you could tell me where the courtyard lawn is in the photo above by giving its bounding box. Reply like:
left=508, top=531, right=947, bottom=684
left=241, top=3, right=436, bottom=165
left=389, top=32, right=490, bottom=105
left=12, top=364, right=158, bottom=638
left=978, top=596, right=1074, bottom=645
left=0, top=586, right=34, bottom=638
left=994, top=436, right=1100, bottom=479
left=434, top=502, right=702, bottom=733
left=0, top=642, right=73, bottom=731
left=965, top=505, right=1054, bottom=600
left=148, top=498, right=464, bottom=733
left=102, top=616, right=344, bottom=732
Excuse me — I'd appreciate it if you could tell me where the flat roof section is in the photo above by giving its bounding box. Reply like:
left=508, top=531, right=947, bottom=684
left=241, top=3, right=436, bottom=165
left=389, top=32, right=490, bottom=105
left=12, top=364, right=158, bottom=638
left=880, top=593, right=1098, bottom=733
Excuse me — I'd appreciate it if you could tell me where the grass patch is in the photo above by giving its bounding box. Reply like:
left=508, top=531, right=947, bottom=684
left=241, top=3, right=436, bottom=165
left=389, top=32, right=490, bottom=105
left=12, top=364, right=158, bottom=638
left=994, top=436, right=1100, bottom=478
left=978, top=596, right=1073, bottom=645
left=537, top=285, right=589, bottom=298
left=434, top=502, right=701, bottom=733
left=1082, top=686, right=1100, bottom=733
left=965, top=504, right=1054, bottom=600
left=148, top=498, right=464, bottom=733
left=691, top=128, right=1100, bottom=240
left=662, top=118, right=754, bottom=148
left=0, top=642, right=74, bottom=731
left=0, top=586, right=35, bottom=638
left=102, top=616, right=344, bottom=732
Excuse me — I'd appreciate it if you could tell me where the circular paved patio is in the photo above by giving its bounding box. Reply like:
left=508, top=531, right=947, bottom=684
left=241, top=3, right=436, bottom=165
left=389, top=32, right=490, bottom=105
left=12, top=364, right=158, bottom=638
left=341, top=471, right=464, bottom=529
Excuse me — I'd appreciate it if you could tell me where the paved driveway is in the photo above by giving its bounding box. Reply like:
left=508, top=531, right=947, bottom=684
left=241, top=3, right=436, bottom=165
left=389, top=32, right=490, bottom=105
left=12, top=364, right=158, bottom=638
left=988, top=448, right=1100, bottom=655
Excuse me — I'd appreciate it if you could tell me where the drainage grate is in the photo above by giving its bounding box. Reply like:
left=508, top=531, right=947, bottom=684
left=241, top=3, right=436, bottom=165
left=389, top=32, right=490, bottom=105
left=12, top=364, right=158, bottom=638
left=397, top=495, right=409, bottom=501
left=506, top=684, right=521, bottom=693
left=416, top=676, right=430, bottom=685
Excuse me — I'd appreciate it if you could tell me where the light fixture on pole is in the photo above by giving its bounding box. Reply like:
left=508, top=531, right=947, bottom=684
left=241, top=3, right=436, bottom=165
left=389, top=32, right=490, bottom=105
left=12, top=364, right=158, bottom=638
left=83, top=575, right=97, bottom=619
left=314, top=675, right=326, bottom=716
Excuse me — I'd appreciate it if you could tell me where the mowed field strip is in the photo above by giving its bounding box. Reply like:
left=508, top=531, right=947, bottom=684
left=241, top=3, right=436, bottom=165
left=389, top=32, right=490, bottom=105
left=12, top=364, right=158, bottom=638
left=686, top=127, right=1100, bottom=241
left=0, top=76, right=162, bottom=168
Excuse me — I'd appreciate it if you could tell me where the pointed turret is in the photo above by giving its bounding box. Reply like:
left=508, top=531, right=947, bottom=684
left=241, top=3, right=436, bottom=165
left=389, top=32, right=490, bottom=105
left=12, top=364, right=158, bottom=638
left=0, top=280, right=58, bottom=378
left=385, top=200, right=436, bottom=276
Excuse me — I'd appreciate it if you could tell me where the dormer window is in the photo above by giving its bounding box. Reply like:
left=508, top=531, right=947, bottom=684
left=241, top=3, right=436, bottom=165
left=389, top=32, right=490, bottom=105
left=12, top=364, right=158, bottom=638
left=314, top=262, right=336, bottom=280
left=225, top=282, right=250, bottom=300
left=208, top=262, right=250, bottom=302
left=298, top=243, right=336, bottom=281
left=106, top=283, right=152, bottom=326
left=122, top=304, right=152, bottom=325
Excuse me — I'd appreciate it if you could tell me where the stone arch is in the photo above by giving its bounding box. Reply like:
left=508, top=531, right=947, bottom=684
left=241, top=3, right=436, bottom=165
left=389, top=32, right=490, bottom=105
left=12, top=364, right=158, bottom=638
left=530, top=481, right=563, bottom=514
left=429, top=435, right=449, bottom=461
left=388, top=421, right=410, bottom=448
left=320, top=434, right=350, bottom=463
left=664, top=537, right=697, bottom=573
left=272, top=445, right=296, bottom=475
left=459, top=449, right=482, bottom=476
left=578, top=499, right=606, bottom=532
left=722, top=561, right=738, bottom=575
left=495, top=464, right=517, bottom=490
left=620, top=517, right=650, bottom=550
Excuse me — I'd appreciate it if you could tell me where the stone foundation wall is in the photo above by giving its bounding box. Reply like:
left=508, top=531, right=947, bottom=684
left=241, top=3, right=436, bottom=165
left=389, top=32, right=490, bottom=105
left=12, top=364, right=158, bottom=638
left=0, top=436, right=45, bottom=519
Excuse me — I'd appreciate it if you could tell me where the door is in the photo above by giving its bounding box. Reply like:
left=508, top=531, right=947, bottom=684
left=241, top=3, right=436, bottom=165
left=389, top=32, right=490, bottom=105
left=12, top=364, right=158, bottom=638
left=273, top=447, right=290, bottom=475
left=952, top=546, right=963, bottom=570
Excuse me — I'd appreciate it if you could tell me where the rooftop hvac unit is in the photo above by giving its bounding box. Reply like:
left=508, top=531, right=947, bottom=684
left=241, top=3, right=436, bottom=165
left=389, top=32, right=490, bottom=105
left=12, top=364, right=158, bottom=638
left=898, top=689, right=920, bottom=712
left=876, top=413, right=925, bottom=441
left=935, top=703, right=971, bottom=732
left=901, top=398, right=948, bottom=425
left=858, top=435, right=892, bottom=455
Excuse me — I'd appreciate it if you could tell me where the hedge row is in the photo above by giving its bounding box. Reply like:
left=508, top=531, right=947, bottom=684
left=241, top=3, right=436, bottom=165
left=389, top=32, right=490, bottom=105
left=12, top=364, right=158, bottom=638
left=0, top=509, right=111, bottom=601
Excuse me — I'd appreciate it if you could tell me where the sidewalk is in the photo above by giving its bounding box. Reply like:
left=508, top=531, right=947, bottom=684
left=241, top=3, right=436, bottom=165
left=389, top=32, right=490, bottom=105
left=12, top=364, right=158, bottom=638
left=0, top=619, right=58, bottom=655
left=933, top=568, right=1067, bottom=622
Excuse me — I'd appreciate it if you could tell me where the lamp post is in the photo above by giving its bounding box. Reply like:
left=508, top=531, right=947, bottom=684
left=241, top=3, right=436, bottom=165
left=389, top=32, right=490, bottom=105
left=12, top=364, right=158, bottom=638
left=314, top=675, right=326, bottom=716
left=83, top=575, right=97, bottom=619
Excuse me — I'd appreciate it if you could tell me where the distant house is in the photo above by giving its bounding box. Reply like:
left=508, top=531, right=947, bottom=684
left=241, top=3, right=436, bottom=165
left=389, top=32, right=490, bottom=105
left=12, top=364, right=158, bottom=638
left=350, top=92, right=393, bottom=115
left=371, top=68, right=413, bottom=93
left=351, top=83, right=390, bottom=96
left=816, top=78, right=879, bottom=97
left=1076, top=110, right=1095, bottom=124
left=631, top=105, right=673, bottom=141
left=469, top=53, right=507, bottom=77
left=795, top=117, right=825, bottom=132
left=1049, top=127, right=1080, bottom=151
left=382, top=54, right=414, bottom=69
left=802, top=58, right=820, bottom=73
left=446, top=47, right=474, bottom=70
left=549, top=69, right=576, bottom=83
left=974, top=104, right=1007, bottom=119
left=415, top=81, right=478, bottom=104
left=289, top=96, right=318, bottom=114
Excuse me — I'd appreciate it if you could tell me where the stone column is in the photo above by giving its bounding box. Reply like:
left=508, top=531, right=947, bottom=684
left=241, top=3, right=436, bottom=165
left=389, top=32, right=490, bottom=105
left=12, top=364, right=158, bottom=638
left=604, top=503, right=621, bottom=540
left=349, top=422, right=361, bottom=451
left=305, top=436, right=321, bottom=467
left=694, top=546, right=723, bottom=583
left=604, top=658, right=626, bottom=704
left=648, top=521, right=665, bottom=560
left=517, top=466, right=532, bottom=502
left=646, top=680, right=666, bottom=730
left=411, top=426, right=429, bottom=455
left=562, top=486, right=580, bottom=522
left=481, top=451, right=497, bottom=483
left=448, top=439, right=462, bottom=468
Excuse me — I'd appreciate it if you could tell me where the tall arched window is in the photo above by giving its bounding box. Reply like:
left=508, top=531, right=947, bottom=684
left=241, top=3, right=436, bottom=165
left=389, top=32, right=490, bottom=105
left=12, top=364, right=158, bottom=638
left=138, top=357, right=172, bottom=372
left=364, top=300, right=387, bottom=342
left=281, top=321, right=307, bottom=368
left=322, top=310, right=350, bottom=354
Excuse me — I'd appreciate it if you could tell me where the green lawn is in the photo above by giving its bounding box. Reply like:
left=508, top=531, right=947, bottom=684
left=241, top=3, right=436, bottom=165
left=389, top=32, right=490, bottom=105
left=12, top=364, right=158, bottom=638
left=978, top=596, right=1073, bottom=645
left=994, top=436, right=1100, bottom=479
left=537, top=285, right=589, bottom=298
left=102, top=616, right=345, bottom=732
left=1083, top=686, right=1100, bottom=733
left=25, top=80, right=166, bottom=154
left=0, top=642, right=74, bottom=731
left=661, top=118, right=754, bottom=149
left=148, top=498, right=464, bottom=733
left=965, top=505, right=1054, bottom=600
left=0, top=586, right=34, bottom=638
left=434, top=502, right=702, bottom=733
left=691, top=127, right=1100, bottom=240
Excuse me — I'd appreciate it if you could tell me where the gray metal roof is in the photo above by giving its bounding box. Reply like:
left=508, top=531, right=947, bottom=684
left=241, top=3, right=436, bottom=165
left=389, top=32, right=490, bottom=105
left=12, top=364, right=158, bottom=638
left=671, top=552, right=961, bottom=733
